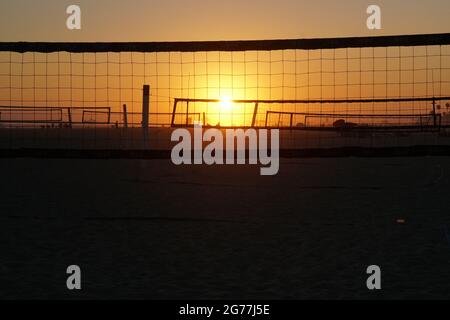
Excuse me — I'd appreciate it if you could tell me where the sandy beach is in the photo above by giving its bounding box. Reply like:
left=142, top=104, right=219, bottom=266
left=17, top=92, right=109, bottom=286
left=1, top=127, right=450, bottom=151
left=1, top=157, right=450, bottom=299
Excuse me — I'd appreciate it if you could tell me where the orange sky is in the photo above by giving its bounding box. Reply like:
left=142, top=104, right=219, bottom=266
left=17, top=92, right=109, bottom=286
left=1, top=1, right=449, bottom=128
left=0, top=0, right=450, bottom=42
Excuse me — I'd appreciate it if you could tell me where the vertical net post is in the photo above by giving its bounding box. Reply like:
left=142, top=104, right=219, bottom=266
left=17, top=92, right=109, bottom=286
left=142, top=85, right=150, bottom=128
left=186, top=101, right=190, bottom=126
left=252, top=102, right=259, bottom=127
left=67, top=108, right=73, bottom=128
left=171, top=99, right=179, bottom=127
left=432, top=97, right=437, bottom=127
left=123, top=104, right=128, bottom=128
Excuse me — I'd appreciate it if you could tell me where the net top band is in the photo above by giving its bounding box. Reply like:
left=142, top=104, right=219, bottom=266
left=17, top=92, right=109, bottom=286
left=1, top=33, right=450, bottom=53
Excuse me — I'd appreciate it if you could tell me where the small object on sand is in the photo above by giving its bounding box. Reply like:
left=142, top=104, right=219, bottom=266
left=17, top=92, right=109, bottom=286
left=396, top=219, right=406, bottom=224
left=333, top=119, right=358, bottom=128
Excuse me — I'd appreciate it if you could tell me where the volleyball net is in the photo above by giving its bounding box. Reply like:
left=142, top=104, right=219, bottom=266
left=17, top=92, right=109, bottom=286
left=1, top=33, right=450, bottom=151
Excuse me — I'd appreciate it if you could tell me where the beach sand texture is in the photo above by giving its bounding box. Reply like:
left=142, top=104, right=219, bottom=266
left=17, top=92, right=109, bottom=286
left=1, top=157, right=450, bottom=299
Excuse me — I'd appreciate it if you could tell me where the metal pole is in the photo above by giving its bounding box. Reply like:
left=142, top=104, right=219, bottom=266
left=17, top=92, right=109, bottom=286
left=171, top=99, right=178, bottom=127
left=252, top=102, right=259, bottom=127
left=67, top=108, right=72, bottom=128
left=186, top=101, right=190, bottom=126
left=432, top=98, right=437, bottom=127
left=107, top=107, right=111, bottom=124
left=123, top=104, right=128, bottom=128
left=142, top=85, right=150, bottom=128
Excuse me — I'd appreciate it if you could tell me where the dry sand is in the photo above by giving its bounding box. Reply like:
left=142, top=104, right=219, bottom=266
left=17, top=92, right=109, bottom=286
left=1, top=157, right=450, bottom=299
left=1, top=127, right=450, bottom=150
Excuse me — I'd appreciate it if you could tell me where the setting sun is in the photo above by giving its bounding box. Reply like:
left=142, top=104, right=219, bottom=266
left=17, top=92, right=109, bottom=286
left=207, top=96, right=235, bottom=127
left=219, top=97, right=233, bottom=112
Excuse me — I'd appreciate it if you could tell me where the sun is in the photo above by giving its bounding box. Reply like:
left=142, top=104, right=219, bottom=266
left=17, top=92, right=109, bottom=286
left=207, top=96, right=243, bottom=127
left=219, top=96, right=233, bottom=112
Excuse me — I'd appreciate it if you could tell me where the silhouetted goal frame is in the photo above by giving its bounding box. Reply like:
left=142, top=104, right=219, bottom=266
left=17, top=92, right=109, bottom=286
left=171, top=96, right=449, bottom=131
